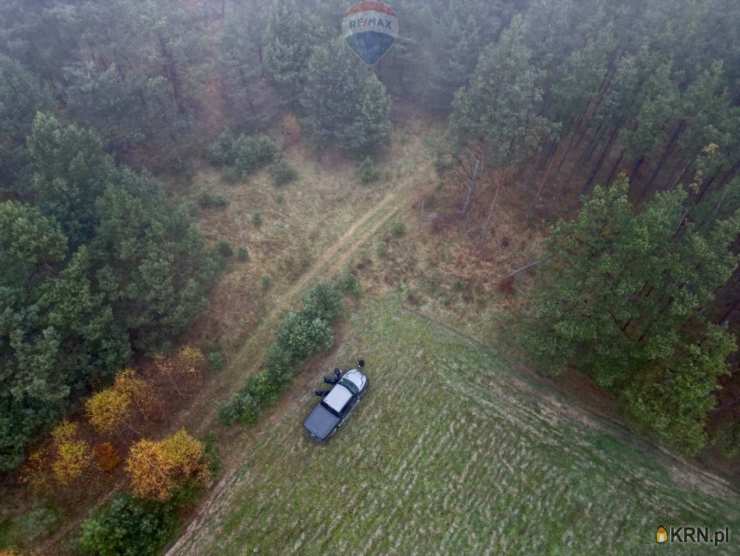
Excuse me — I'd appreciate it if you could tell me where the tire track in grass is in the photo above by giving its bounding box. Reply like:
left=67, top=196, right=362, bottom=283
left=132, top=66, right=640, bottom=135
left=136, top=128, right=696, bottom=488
left=174, top=297, right=740, bottom=556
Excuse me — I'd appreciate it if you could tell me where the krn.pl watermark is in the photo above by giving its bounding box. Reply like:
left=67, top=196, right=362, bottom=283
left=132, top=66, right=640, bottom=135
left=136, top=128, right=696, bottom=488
left=656, top=525, right=730, bottom=547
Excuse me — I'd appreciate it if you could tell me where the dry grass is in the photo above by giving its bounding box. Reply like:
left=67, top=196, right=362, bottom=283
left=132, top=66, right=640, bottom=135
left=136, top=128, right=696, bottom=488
left=186, top=119, right=439, bottom=350
left=6, top=118, right=441, bottom=555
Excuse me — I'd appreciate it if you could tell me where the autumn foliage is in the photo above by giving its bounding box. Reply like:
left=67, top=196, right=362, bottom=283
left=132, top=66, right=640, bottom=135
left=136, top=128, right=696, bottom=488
left=50, top=421, right=93, bottom=486
left=93, top=442, right=121, bottom=473
left=126, top=429, right=208, bottom=501
left=86, top=388, right=131, bottom=435
left=86, top=368, right=157, bottom=435
left=22, top=421, right=92, bottom=492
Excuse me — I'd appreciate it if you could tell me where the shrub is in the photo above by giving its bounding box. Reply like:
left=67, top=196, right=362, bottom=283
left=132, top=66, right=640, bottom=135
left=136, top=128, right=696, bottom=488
left=50, top=421, right=93, bottom=486
left=237, top=247, right=249, bottom=262
left=270, top=159, right=298, bottom=186
left=126, top=430, right=209, bottom=502
left=233, top=134, right=278, bottom=178
left=207, top=351, right=225, bottom=371
left=357, top=157, right=380, bottom=184
left=197, top=192, right=229, bottom=210
left=208, top=129, right=237, bottom=167
left=276, top=313, right=334, bottom=362
left=261, top=275, right=272, bottom=290
left=376, top=241, right=388, bottom=258
left=203, top=433, right=222, bottom=476
left=217, top=240, right=234, bottom=258
left=176, top=346, right=206, bottom=374
left=4, top=506, right=60, bottom=546
left=252, top=212, right=263, bottom=227
left=86, top=388, right=131, bottom=435
left=78, top=494, right=176, bottom=556
left=337, top=270, right=361, bottom=298
left=390, top=221, right=406, bottom=238
left=221, top=280, right=342, bottom=427
left=222, top=165, right=241, bottom=184
left=218, top=391, right=260, bottom=426
left=244, top=371, right=281, bottom=406
left=93, top=442, right=120, bottom=473
left=264, top=344, right=294, bottom=385
left=302, top=283, right=342, bottom=322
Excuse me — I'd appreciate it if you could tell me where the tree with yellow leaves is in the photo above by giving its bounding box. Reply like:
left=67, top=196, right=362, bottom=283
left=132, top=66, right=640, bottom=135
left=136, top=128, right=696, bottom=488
left=126, top=429, right=208, bottom=502
left=86, top=387, right=133, bottom=435
left=50, top=421, right=93, bottom=487
left=86, top=368, right=157, bottom=435
left=20, top=420, right=93, bottom=492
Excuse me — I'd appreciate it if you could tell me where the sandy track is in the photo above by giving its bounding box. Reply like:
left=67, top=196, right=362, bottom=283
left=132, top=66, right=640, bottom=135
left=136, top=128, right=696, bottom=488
left=166, top=175, right=428, bottom=555
left=182, top=184, right=412, bottom=438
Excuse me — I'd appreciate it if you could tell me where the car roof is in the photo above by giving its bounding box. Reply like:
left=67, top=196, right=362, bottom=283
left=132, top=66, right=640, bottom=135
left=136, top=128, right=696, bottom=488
left=342, top=369, right=367, bottom=391
left=322, top=384, right=353, bottom=413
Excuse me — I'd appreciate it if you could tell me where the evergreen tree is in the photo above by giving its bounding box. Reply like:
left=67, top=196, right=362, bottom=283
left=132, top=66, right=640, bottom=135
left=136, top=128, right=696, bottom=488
left=0, top=55, right=51, bottom=186
left=27, top=113, right=116, bottom=249
left=449, top=16, right=558, bottom=169
left=263, top=0, right=326, bottom=101
left=300, top=39, right=391, bottom=155
left=519, top=177, right=740, bottom=453
left=219, top=0, right=278, bottom=130
left=91, top=181, right=221, bottom=352
left=619, top=59, right=679, bottom=186
left=548, top=29, right=614, bottom=141
left=1, top=116, right=221, bottom=470
left=0, top=202, right=128, bottom=471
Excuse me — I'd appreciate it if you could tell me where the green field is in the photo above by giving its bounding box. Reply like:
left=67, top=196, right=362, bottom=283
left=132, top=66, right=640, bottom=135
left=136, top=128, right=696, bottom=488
left=175, top=297, right=740, bottom=555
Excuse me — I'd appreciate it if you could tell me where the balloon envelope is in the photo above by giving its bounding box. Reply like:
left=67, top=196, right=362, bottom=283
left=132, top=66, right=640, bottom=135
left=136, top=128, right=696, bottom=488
left=342, top=1, right=399, bottom=65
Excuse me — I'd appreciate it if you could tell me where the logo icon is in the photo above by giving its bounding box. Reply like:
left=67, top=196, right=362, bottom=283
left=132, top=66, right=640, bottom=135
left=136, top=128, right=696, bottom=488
left=656, top=526, right=668, bottom=544
left=342, top=1, right=399, bottom=65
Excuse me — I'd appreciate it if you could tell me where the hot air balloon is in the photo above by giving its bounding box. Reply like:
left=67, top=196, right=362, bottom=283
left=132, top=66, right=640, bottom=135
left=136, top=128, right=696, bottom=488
left=342, top=1, right=399, bottom=65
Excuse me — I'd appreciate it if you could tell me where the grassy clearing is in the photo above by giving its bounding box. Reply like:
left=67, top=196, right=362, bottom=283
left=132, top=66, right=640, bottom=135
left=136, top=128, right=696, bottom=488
left=182, top=119, right=438, bottom=351
left=174, top=297, right=739, bottom=555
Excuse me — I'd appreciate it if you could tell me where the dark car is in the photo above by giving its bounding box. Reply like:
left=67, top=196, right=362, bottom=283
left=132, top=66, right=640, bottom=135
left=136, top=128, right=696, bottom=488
left=304, top=365, right=368, bottom=442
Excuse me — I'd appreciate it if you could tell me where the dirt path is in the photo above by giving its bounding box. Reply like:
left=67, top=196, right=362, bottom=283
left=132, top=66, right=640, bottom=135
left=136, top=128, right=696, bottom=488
left=165, top=176, right=429, bottom=554
left=180, top=184, right=411, bottom=438
left=35, top=168, right=426, bottom=555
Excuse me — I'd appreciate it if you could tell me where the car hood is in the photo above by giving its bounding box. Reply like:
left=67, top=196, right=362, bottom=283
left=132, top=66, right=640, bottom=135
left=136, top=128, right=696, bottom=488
left=304, top=404, right=341, bottom=440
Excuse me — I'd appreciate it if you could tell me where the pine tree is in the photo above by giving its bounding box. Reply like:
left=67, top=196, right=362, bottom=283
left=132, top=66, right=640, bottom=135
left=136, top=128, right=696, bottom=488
left=519, top=177, right=740, bottom=453
left=619, top=59, right=679, bottom=188
left=0, top=55, right=51, bottom=185
left=300, top=39, right=391, bottom=155
left=449, top=15, right=558, bottom=169
left=263, top=0, right=326, bottom=102
left=0, top=201, right=127, bottom=471
left=27, top=113, right=116, bottom=248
